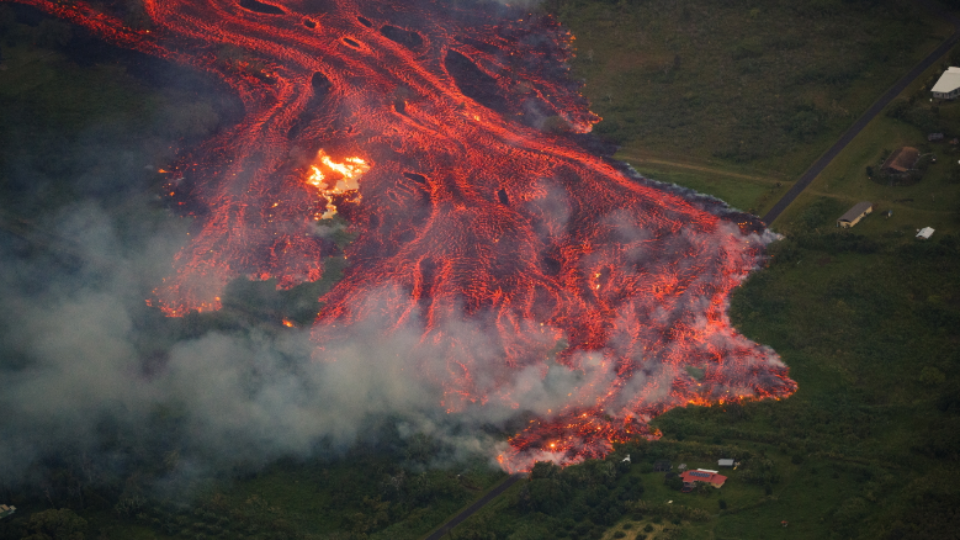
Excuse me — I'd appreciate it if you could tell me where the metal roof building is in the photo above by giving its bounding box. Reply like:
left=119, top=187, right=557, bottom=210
left=933, top=67, right=960, bottom=99
left=838, top=201, right=874, bottom=228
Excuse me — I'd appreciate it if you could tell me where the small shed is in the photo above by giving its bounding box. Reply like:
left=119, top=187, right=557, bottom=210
left=0, top=504, right=15, bottom=520
left=837, top=201, right=874, bottom=228
left=718, top=459, right=735, bottom=468
left=933, top=67, right=960, bottom=99
left=917, top=227, right=935, bottom=240
left=881, top=147, right=920, bottom=175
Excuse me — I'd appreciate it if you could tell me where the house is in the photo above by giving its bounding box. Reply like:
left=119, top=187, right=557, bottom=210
left=680, top=469, right=727, bottom=492
left=917, top=227, right=935, bottom=240
left=0, top=505, right=15, bottom=520
left=932, top=67, right=960, bottom=99
left=837, top=201, right=874, bottom=228
left=881, top=147, right=920, bottom=175
left=718, top=459, right=735, bottom=468
left=929, top=133, right=944, bottom=142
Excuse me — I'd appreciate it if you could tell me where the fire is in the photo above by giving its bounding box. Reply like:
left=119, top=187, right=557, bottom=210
left=306, top=150, right=371, bottom=219
left=14, top=0, right=797, bottom=472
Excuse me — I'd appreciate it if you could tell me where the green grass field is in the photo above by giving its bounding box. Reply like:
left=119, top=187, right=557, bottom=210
left=551, top=0, right=955, bottom=219
left=557, top=0, right=951, bottom=174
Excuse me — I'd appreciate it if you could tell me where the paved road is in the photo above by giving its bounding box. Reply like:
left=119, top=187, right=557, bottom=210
left=761, top=0, right=960, bottom=226
left=422, top=474, right=525, bottom=540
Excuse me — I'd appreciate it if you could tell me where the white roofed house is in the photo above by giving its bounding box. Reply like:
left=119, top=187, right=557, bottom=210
left=932, top=67, right=960, bottom=100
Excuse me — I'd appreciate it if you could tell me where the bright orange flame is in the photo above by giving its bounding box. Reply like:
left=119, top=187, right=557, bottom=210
left=306, top=150, right=371, bottom=219
left=282, top=319, right=296, bottom=328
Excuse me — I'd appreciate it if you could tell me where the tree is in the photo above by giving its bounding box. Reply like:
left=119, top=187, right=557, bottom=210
left=22, top=509, right=88, bottom=540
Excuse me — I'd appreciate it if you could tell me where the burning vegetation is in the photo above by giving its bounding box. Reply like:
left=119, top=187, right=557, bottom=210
left=9, top=0, right=796, bottom=471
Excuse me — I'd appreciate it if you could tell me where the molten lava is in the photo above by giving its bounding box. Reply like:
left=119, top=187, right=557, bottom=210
left=305, top=150, right=370, bottom=219
left=10, top=0, right=796, bottom=470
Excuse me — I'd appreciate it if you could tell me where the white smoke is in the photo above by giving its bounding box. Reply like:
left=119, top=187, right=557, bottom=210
left=0, top=202, right=590, bottom=487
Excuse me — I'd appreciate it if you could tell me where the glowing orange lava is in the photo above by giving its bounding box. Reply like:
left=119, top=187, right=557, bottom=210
left=8, top=0, right=796, bottom=471
left=305, top=150, right=370, bottom=219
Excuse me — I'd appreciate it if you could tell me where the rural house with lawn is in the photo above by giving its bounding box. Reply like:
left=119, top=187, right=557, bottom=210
left=680, top=469, right=727, bottom=492
left=932, top=66, right=960, bottom=99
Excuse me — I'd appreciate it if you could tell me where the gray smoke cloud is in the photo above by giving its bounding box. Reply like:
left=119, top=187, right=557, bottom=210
left=0, top=200, right=591, bottom=489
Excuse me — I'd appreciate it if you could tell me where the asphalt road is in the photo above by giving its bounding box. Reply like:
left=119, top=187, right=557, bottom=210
left=761, top=0, right=960, bottom=226
left=422, top=474, right=525, bottom=540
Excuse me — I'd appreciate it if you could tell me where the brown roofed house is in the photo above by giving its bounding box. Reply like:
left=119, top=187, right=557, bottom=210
left=881, top=147, right=920, bottom=175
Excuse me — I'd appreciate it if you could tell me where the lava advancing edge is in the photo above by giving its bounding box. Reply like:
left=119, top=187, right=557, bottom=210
left=8, top=0, right=797, bottom=471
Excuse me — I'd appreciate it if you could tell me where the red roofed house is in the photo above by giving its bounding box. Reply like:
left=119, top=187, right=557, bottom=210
left=680, top=469, right=727, bottom=492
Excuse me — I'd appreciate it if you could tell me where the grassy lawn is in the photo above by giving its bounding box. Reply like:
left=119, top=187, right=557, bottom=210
left=618, top=159, right=790, bottom=216
left=557, top=0, right=951, bottom=173
left=549, top=0, right=954, bottom=214
left=770, top=49, right=960, bottom=235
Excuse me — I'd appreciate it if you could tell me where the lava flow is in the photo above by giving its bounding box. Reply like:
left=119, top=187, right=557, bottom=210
left=10, top=0, right=796, bottom=470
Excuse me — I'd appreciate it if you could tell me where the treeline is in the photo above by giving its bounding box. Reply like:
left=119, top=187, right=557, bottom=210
left=0, top=424, right=503, bottom=540
left=453, top=438, right=788, bottom=540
